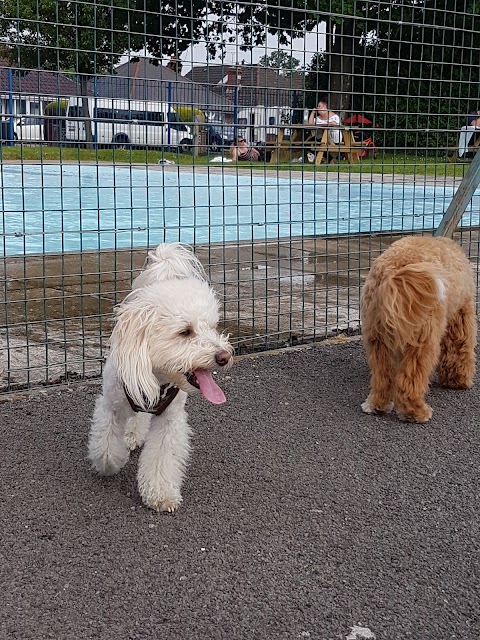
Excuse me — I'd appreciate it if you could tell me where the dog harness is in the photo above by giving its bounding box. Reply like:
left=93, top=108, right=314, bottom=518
left=124, top=383, right=179, bottom=416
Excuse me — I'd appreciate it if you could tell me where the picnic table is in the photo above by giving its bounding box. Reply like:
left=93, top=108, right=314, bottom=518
left=449, top=130, right=480, bottom=163
left=268, top=124, right=363, bottom=165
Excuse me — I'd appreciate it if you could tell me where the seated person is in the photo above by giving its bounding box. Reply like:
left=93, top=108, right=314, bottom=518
left=230, top=137, right=261, bottom=162
left=458, top=109, right=480, bottom=157
left=308, top=96, right=342, bottom=145
left=467, top=110, right=480, bottom=127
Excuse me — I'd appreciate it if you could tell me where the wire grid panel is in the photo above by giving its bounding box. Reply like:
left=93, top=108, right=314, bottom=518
left=0, top=0, right=479, bottom=391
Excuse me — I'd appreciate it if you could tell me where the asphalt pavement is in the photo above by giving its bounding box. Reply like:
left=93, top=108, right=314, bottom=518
left=1, top=339, right=479, bottom=640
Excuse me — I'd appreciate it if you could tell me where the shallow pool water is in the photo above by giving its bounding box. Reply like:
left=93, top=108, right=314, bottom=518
left=0, top=164, right=477, bottom=256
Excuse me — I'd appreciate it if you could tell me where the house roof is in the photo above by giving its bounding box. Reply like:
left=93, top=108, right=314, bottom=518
left=185, top=65, right=226, bottom=86
left=90, top=58, right=234, bottom=114
left=185, top=64, right=306, bottom=108
left=0, top=59, right=82, bottom=96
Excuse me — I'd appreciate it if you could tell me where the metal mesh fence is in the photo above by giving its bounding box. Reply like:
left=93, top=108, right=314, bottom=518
left=0, top=0, right=479, bottom=391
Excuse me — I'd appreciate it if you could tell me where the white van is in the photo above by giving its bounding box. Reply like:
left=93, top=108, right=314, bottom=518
left=65, top=97, right=193, bottom=151
left=237, top=106, right=292, bottom=145
left=13, top=116, right=44, bottom=143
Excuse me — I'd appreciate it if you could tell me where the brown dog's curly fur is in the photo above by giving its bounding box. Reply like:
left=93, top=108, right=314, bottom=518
left=361, top=236, right=476, bottom=423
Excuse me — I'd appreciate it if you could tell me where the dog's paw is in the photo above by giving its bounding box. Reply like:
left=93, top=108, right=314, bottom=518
left=361, top=398, right=394, bottom=415
left=159, top=499, right=179, bottom=513
left=138, top=480, right=182, bottom=513
left=439, top=377, right=473, bottom=390
left=361, top=399, right=375, bottom=414
left=88, top=446, right=130, bottom=476
left=124, top=431, right=142, bottom=451
left=143, top=496, right=181, bottom=513
left=124, top=415, right=150, bottom=451
left=397, top=404, right=433, bottom=423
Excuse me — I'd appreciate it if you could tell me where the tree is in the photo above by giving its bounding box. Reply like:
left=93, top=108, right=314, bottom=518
left=258, top=50, right=300, bottom=74
left=43, top=99, right=68, bottom=143
left=200, top=0, right=480, bottom=129
left=0, top=0, right=143, bottom=144
left=134, top=0, right=480, bottom=155
left=174, top=106, right=205, bottom=123
left=2, top=0, right=479, bottom=153
left=305, top=0, right=480, bottom=152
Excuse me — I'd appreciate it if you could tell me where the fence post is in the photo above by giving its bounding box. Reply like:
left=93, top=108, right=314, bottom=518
left=167, top=82, right=172, bottom=151
left=93, top=76, right=98, bottom=151
left=233, top=85, right=239, bottom=140
left=7, top=68, right=14, bottom=146
left=434, top=150, right=480, bottom=238
left=192, top=114, right=201, bottom=157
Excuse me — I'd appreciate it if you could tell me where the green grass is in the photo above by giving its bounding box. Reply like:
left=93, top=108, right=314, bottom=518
left=0, top=144, right=193, bottom=165
left=271, top=153, right=470, bottom=178
left=0, top=144, right=471, bottom=178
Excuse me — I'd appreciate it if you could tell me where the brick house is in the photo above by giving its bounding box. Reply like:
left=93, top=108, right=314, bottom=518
left=185, top=64, right=305, bottom=109
left=0, top=59, right=81, bottom=118
left=89, top=58, right=234, bottom=123
left=185, top=64, right=306, bottom=142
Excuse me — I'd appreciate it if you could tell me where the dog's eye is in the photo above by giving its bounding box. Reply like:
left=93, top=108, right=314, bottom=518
left=179, top=327, right=193, bottom=337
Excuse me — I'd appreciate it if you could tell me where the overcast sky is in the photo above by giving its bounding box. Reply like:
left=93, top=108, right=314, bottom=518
left=120, top=24, right=326, bottom=74
left=180, top=25, right=326, bottom=73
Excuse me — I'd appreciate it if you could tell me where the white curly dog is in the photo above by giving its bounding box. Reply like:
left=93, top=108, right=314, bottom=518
left=87, top=243, right=233, bottom=513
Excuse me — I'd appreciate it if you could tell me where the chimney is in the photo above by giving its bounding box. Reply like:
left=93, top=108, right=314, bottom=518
left=226, top=66, right=242, bottom=100
left=166, top=55, right=183, bottom=75
left=226, top=66, right=242, bottom=86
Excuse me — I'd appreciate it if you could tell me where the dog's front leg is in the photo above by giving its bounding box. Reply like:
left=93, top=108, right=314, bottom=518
left=88, top=393, right=131, bottom=476
left=124, top=412, right=151, bottom=451
left=137, top=395, right=192, bottom=513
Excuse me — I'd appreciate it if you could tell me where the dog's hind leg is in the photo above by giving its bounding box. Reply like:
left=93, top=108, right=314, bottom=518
left=362, top=337, right=394, bottom=415
left=394, top=333, right=440, bottom=423
left=137, top=395, right=192, bottom=513
left=437, top=299, right=477, bottom=390
left=88, top=393, right=131, bottom=476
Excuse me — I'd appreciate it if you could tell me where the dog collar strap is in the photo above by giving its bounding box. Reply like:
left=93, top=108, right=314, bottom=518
left=124, top=383, right=179, bottom=416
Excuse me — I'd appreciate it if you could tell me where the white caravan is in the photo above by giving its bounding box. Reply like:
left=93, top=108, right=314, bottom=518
left=236, top=106, right=292, bottom=144
left=65, top=97, right=193, bottom=151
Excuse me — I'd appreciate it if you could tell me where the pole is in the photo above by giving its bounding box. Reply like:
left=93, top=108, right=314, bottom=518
left=233, top=85, right=239, bottom=141
left=167, top=82, right=172, bottom=150
left=93, top=76, right=98, bottom=151
left=434, top=149, right=480, bottom=238
left=8, top=69, right=14, bottom=147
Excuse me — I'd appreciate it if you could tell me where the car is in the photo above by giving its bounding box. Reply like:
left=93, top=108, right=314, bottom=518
left=14, top=116, right=44, bottom=143
left=205, top=123, right=235, bottom=152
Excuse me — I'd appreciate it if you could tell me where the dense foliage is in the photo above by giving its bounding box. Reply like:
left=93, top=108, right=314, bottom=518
left=1, top=0, right=479, bottom=152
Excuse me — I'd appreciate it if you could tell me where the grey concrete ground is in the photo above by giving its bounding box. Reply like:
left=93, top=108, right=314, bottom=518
left=3, top=227, right=480, bottom=390
left=1, top=339, right=479, bottom=640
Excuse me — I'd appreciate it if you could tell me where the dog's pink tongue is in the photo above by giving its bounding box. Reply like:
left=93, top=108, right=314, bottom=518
left=194, top=370, right=226, bottom=405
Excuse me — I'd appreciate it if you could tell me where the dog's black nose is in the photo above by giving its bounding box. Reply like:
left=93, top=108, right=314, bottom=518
left=215, top=351, right=231, bottom=367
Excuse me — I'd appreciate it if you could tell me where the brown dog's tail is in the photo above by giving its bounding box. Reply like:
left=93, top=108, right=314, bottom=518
left=377, top=263, right=443, bottom=349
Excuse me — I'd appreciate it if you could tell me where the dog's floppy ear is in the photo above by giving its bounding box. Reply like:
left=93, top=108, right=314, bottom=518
left=109, top=295, right=160, bottom=411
